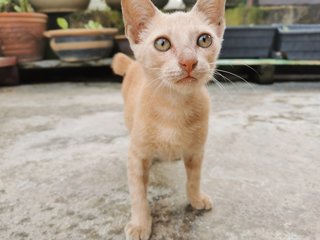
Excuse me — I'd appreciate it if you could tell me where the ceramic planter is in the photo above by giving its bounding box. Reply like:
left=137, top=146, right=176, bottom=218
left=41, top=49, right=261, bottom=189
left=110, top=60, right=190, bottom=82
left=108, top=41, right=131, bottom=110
left=220, top=26, right=277, bottom=59
left=0, top=57, right=19, bottom=86
left=115, top=35, right=133, bottom=56
left=277, top=24, right=320, bottom=60
left=0, top=12, right=48, bottom=62
left=29, top=0, right=90, bottom=12
left=44, top=28, right=118, bottom=62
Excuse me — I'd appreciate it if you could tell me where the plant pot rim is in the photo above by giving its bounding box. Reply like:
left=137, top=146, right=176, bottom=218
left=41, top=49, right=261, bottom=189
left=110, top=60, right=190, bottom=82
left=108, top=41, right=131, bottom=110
left=44, top=28, right=118, bottom=38
left=0, top=12, right=47, bottom=19
left=115, top=35, right=128, bottom=40
left=0, top=57, right=18, bottom=68
left=226, top=25, right=278, bottom=30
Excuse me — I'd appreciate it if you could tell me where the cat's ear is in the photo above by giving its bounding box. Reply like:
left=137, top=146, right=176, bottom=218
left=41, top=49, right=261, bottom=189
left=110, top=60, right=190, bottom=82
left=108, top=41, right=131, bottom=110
left=192, top=0, right=226, bottom=39
left=121, top=0, right=158, bottom=44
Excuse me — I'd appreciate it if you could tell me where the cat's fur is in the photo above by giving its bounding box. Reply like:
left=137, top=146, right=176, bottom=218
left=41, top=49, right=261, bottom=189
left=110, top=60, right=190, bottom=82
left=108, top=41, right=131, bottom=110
left=112, top=0, right=226, bottom=239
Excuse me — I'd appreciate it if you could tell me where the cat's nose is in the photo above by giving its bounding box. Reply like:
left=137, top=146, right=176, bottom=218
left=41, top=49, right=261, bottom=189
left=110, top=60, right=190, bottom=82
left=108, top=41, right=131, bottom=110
left=179, top=59, right=198, bottom=74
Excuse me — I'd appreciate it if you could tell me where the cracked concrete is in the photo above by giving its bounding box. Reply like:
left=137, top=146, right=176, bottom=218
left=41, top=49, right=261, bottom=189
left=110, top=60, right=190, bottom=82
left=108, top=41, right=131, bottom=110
left=0, top=82, right=319, bottom=240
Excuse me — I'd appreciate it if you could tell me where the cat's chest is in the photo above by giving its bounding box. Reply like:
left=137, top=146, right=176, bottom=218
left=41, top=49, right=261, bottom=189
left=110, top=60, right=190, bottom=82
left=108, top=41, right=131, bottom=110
left=151, top=108, right=202, bottom=158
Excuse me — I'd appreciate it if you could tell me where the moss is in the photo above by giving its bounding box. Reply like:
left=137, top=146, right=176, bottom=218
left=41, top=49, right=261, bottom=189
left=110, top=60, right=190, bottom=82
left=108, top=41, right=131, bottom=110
left=226, top=5, right=320, bottom=26
left=226, top=6, right=265, bottom=26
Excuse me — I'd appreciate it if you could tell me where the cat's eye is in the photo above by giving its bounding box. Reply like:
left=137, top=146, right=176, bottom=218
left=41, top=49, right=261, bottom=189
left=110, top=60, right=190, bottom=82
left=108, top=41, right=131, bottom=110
left=154, top=37, right=171, bottom=52
left=197, top=34, right=212, bottom=48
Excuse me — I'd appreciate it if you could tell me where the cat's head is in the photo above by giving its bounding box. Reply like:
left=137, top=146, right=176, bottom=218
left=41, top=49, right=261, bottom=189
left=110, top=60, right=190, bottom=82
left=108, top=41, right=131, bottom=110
left=122, top=0, right=226, bottom=93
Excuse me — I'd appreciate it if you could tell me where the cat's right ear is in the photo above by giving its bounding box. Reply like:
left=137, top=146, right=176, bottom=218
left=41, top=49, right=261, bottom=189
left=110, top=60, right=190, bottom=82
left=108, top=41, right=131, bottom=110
left=121, top=0, right=158, bottom=44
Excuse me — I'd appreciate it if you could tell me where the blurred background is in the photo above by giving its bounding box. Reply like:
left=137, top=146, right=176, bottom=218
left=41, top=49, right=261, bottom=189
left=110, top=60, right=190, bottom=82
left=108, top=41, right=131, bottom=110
left=1, top=0, right=320, bottom=85
left=1, top=1, right=320, bottom=240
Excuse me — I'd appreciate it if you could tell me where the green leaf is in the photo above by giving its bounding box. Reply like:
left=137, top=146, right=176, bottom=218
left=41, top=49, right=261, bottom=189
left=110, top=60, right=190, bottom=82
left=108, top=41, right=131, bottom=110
left=84, top=20, right=103, bottom=29
left=14, top=5, right=21, bottom=12
left=57, top=18, right=69, bottom=30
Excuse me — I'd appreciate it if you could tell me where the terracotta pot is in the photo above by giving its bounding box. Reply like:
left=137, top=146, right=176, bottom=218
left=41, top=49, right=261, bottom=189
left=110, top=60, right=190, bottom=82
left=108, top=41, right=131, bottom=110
left=0, top=57, right=19, bottom=86
left=0, top=13, right=48, bottom=63
left=115, top=35, right=133, bottom=56
left=44, top=28, right=118, bottom=62
left=29, top=0, right=90, bottom=13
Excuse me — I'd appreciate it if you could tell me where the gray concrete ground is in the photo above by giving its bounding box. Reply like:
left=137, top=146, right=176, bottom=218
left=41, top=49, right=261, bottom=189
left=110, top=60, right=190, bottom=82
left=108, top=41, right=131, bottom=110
left=0, top=82, right=319, bottom=240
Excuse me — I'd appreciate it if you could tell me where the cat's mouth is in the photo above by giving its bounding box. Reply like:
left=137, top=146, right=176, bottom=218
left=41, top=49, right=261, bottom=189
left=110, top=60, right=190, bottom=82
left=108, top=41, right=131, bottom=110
left=176, top=76, right=197, bottom=84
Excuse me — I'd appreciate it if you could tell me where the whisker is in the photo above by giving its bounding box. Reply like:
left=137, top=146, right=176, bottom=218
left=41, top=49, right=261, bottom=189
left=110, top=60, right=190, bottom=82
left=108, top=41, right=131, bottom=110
left=217, top=69, right=256, bottom=91
left=214, top=71, right=239, bottom=89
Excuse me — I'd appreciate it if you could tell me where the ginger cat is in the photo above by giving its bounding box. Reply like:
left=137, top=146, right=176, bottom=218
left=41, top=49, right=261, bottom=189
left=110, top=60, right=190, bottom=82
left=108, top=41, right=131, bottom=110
left=112, top=0, right=226, bottom=239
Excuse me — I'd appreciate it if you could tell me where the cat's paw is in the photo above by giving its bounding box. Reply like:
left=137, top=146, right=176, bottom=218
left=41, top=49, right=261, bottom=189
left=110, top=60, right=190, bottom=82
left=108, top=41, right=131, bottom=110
left=189, top=192, right=213, bottom=210
left=125, top=222, right=151, bottom=240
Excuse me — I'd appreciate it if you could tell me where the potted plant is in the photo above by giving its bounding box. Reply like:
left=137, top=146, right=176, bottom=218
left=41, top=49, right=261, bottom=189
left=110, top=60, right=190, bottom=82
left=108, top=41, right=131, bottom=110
left=277, top=24, right=320, bottom=60
left=29, top=0, right=90, bottom=13
left=44, top=16, right=118, bottom=62
left=0, top=0, right=48, bottom=62
left=220, top=25, right=278, bottom=59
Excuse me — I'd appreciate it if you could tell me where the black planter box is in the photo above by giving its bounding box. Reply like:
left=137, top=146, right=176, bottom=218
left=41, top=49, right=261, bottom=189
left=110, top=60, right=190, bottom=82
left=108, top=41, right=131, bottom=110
left=220, top=26, right=277, bottom=59
left=277, top=24, right=320, bottom=60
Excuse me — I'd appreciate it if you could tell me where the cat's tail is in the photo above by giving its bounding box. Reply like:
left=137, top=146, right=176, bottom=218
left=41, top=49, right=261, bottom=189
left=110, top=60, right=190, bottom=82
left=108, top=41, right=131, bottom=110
left=111, top=53, right=134, bottom=77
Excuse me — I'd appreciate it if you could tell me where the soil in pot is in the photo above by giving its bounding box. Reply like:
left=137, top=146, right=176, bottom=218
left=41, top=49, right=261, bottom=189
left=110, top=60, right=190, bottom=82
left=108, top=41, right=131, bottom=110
left=0, top=12, right=48, bottom=62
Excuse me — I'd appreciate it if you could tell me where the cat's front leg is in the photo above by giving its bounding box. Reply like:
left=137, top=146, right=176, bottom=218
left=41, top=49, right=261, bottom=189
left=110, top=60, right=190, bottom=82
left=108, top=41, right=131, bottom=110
left=125, top=148, right=152, bottom=240
left=183, top=151, right=213, bottom=210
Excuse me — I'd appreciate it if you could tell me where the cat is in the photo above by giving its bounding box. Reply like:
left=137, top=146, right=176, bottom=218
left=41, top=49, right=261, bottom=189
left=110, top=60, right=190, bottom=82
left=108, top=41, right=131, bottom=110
left=112, top=0, right=226, bottom=239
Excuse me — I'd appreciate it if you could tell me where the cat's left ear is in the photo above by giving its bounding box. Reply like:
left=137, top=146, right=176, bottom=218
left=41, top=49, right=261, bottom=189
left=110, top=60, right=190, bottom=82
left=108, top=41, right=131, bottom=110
left=192, top=0, right=226, bottom=39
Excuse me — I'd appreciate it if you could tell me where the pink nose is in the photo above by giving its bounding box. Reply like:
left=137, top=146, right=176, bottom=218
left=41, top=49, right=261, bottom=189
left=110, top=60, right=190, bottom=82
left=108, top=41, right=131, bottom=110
left=179, top=59, right=198, bottom=74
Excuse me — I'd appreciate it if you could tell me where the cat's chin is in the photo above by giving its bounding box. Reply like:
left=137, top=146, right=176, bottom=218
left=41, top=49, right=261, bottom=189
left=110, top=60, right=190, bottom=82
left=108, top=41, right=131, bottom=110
left=176, top=76, right=197, bottom=85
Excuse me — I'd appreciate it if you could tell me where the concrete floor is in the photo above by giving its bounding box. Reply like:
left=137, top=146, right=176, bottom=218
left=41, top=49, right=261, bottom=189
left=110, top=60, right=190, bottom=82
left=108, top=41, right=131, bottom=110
left=0, top=82, right=319, bottom=240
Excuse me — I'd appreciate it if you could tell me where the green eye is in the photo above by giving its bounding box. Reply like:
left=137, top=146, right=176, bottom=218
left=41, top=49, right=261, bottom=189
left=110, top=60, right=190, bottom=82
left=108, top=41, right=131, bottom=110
left=197, top=34, right=212, bottom=48
left=154, top=37, right=171, bottom=52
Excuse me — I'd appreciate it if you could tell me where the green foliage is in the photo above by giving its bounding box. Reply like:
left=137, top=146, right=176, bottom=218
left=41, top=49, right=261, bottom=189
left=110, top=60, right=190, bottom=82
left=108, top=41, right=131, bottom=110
left=67, top=10, right=124, bottom=32
left=84, top=20, right=103, bottom=29
left=57, top=17, right=104, bottom=30
left=226, top=6, right=264, bottom=26
left=57, top=18, right=69, bottom=30
left=0, top=0, right=33, bottom=12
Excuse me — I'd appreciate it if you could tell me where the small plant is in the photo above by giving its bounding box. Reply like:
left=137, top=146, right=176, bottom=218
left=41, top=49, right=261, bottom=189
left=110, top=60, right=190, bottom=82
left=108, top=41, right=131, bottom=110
left=84, top=20, right=103, bottom=29
left=57, top=17, right=103, bottom=30
left=57, top=18, right=69, bottom=29
left=0, top=0, right=33, bottom=12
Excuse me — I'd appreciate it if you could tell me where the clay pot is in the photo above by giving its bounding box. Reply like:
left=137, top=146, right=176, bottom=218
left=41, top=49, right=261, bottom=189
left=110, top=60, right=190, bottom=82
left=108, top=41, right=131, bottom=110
left=0, top=57, right=19, bottom=86
left=44, top=28, right=118, bottom=62
left=0, top=13, right=48, bottom=63
left=115, top=35, right=133, bottom=56
left=29, top=0, right=90, bottom=13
